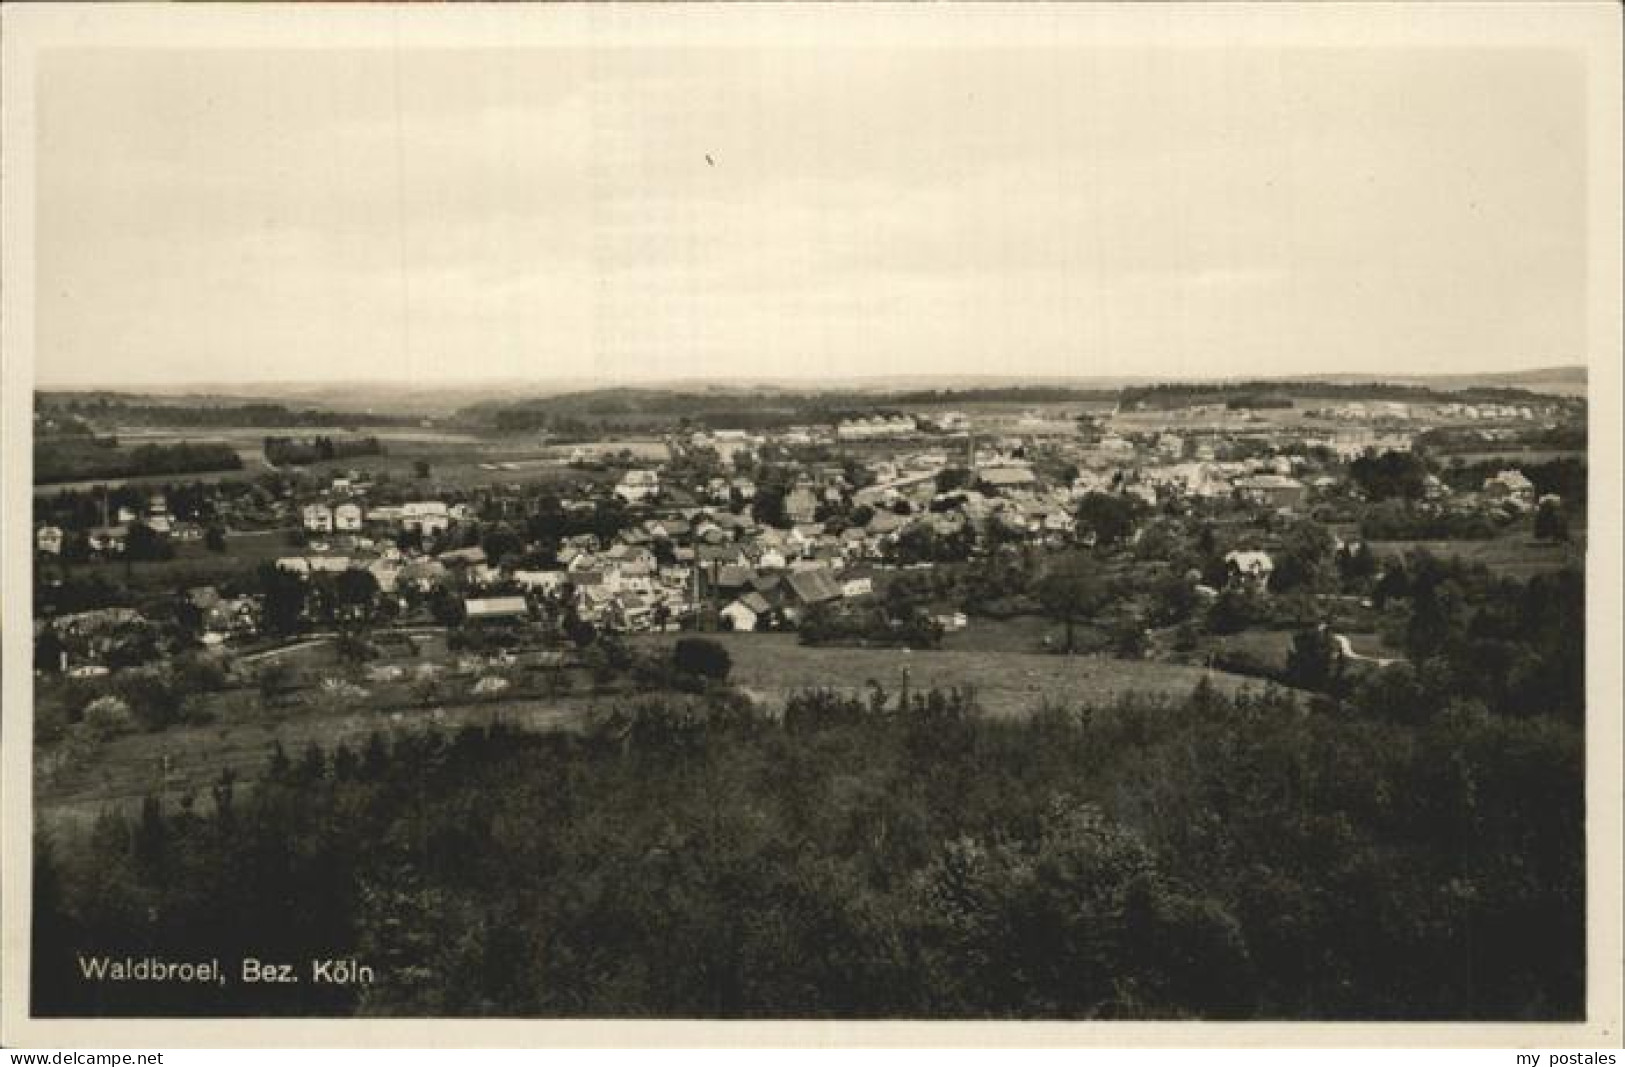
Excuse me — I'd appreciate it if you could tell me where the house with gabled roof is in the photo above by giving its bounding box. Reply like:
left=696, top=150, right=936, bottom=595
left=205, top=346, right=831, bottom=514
left=302, top=503, right=334, bottom=532
left=721, top=590, right=775, bottom=632
left=841, top=567, right=878, bottom=599
left=784, top=486, right=820, bottom=525
left=714, top=564, right=755, bottom=592
left=36, top=526, right=64, bottom=556
left=1483, top=469, right=1536, bottom=508
left=1223, top=550, right=1275, bottom=593
left=866, top=510, right=907, bottom=537
left=784, top=568, right=843, bottom=614
left=614, top=469, right=660, bottom=504
left=978, top=467, right=1038, bottom=494
left=513, top=569, right=570, bottom=595
left=402, top=501, right=451, bottom=535
left=465, top=596, right=530, bottom=624
left=438, top=546, right=488, bottom=567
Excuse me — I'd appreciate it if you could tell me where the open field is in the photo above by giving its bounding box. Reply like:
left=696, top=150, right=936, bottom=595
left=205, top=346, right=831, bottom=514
left=1195, top=628, right=1405, bottom=673
left=35, top=694, right=598, bottom=832
left=288, top=435, right=667, bottom=490
left=109, top=426, right=481, bottom=446
left=1108, top=397, right=1564, bottom=437
left=1342, top=632, right=1404, bottom=661
left=1441, top=449, right=1585, bottom=466
left=944, top=401, right=1107, bottom=437
left=35, top=425, right=486, bottom=491
left=35, top=623, right=1268, bottom=826
left=34, top=465, right=268, bottom=494
left=648, top=631, right=1274, bottom=719
left=34, top=426, right=669, bottom=494
left=1365, top=528, right=1584, bottom=578
left=34, top=530, right=294, bottom=594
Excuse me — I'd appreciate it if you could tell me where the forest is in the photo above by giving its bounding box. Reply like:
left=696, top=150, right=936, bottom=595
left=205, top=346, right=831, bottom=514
left=34, top=651, right=1583, bottom=1019
left=35, top=396, right=418, bottom=429
left=1118, top=380, right=1563, bottom=410
left=34, top=439, right=245, bottom=485
left=262, top=435, right=385, bottom=466
left=464, top=385, right=1116, bottom=434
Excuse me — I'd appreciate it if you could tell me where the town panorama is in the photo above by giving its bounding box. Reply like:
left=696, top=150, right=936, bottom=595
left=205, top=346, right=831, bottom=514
left=29, top=371, right=1588, bottom=1019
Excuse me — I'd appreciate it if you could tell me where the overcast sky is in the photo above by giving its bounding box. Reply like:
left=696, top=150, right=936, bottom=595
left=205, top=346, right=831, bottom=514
left=35, top=46, right=1585, bottom=387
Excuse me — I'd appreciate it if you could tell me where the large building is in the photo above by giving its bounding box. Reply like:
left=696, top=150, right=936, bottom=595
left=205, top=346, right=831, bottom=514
left=614, top=469, right=661, bottom=504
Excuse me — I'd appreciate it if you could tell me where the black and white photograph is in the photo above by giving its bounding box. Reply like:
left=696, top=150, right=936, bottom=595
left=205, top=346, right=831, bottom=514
left=2, top=2, right=1620, bottom=1049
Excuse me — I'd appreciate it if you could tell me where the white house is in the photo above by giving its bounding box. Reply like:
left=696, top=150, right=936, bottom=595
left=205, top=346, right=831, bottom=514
left=368, top=559, right=402, bottom=594
left=513, top=570, right=570, bottom=595
left=841, top=574, right=875, bottom=598
left=1224, top=550, right=1275, bottom=592
left=465, top=596, right=530, bottom=623
left=1483, top=469, right=1536, bottom=508
left=614, top=469, right=661, bottom=504
left=614, top=561, right=656, bottom=594
left=302, top=503, right=334, bottom=532
left=36, top=526, right=64, bottom=555
left=721, top=591, right=773, bottom=632
left=334, top=503, right=364, bottom=531
left=402, top=501, right=451, bottom=536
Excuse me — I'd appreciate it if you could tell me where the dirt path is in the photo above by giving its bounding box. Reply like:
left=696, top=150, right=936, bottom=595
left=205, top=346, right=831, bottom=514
left=1333, top=633, right=1400, bottom=668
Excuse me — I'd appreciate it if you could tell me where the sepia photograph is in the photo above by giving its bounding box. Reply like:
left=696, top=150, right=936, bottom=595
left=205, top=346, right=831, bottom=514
left=2, top=2, right=1620, bottom=1049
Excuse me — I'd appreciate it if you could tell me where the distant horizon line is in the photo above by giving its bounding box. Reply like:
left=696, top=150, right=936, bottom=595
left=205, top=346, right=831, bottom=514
left=34, top=362, right=1589, bottom=394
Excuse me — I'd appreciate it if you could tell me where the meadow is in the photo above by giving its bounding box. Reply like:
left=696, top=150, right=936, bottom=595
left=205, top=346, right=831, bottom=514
left=36, top=621, right=1269, bottom=829
left=1364, top=525, right=1584, bottom=578
left=657, top=630, right=1269, bottom=720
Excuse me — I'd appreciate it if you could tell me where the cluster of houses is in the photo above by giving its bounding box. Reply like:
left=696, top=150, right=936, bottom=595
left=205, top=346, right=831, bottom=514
left=302, top=499, right=472, bottom=537
left=31, top=391, right=1586, bottom=685
left=1066, top=455, right=1308, bottom=512
left=836, top=414, right=919, bottom=441
left=1307, top=399, right=1556, bottom=425
left=34, top=493, right=207, bottom=557
left=1319, top=430, right=1415, bottom=461
left=1309, top=401, right=1415, bottom=421
left=36, top=607, right=148, bottom=677
left=1482, top=469, right=1539, bottom=512
left=1434, top=402, right=1540, bottom=421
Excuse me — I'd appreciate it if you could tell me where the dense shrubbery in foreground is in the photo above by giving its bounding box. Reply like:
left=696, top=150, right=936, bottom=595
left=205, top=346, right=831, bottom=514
left=34, top=677, right=1582, bottom=1020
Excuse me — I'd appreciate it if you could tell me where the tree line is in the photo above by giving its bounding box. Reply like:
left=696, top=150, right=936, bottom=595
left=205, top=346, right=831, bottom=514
left=35, top=441, right=244, bottom=485
left=263, top=436, right=384, bottom=466
left=34, top=666, right=1582, bottom=1020
left=37, top=398, right=418, bottom=429
left=1120, top=380, right=1564, bottom=410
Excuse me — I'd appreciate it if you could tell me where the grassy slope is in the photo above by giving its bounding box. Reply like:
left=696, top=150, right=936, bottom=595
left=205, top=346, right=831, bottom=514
left=688, top=631, right=1270, bottom=719
left=37, top=620, right=1274, bottom=825
left=1365, top=524, right=1585, bottom=579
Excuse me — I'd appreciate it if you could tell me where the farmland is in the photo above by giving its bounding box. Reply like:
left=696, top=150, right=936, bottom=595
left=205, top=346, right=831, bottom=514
left=1364, top=525, right=1585, bottom=578
left=34, top=689, right=596, bottom=833
left=646, top=631, right=1273, bottom=719
left=34, top=529, right=291, bottom=596
left=36, top=621, right=1269, bottom=828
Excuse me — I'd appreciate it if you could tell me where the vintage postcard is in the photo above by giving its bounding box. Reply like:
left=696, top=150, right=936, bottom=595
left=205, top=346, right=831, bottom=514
left=2, top=2, right=1620, bottom=1049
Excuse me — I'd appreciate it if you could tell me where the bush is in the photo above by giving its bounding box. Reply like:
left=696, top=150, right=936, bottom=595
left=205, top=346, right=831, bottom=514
left=82, top=696, right=135, bottom=738
left=672, top=637, right=732, bottom=682
left=1205, top=590, right=1269, bottom=635
left=1285, top=626, right=1347, bottom=695
left=1534, top=499, right=1570, bottom=542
